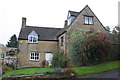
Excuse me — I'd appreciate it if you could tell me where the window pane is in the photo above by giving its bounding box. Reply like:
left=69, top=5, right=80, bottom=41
left=84, top=16, right=88, bottom=24
left=28, top=37, right=32, bottom=42
left=31, top=57, right=33, bottom=59
left=37, top=57, right=39, bottom=60
left=30, top=52, right=35, bottom=60
left=32, top=53, right=34, bottom=56
left=89, top=17, right=93, bottom=24
left=33, top=37, right=37, bottom=42
left=35, top=53, right=37, bottom=56
left=35, top=57, right=37, bottom=60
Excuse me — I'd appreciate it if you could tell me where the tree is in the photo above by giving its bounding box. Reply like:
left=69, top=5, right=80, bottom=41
left=6, top=34, right=18, bottom=48
left=110, top=26, right=120, bottom=60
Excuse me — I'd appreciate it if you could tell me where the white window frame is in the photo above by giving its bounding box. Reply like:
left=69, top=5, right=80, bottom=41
left=30, top=52, right=39, bottom=61
left=28, top=31, right=38, bottom=43
left=28, top=36, right=38, bottom=43
left=84, top=16, right=93, bottom=25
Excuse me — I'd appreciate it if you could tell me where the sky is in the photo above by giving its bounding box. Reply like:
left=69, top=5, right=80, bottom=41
left=0, top=0, right=119, bottom=45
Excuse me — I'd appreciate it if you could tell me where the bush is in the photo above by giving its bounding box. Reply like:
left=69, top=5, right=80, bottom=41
left=3, top=65, right=12, bottom=72
left=68, top=30, right=111, bottom=66
left=6, top=63, right=14, bottom=68
left=52, top=50, right=67, bottom=68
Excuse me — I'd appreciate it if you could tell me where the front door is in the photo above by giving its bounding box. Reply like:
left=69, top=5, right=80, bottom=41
left=45, top=53, right=53, bottom=66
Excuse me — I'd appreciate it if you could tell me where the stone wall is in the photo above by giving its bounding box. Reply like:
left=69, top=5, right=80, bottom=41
left=18, top=40, right=58, bottom=68
left=58, top=33, right=67, bottom=52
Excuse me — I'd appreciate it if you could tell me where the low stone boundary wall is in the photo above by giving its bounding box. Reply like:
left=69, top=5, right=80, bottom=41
left=2, top=72, right=75, bottom=80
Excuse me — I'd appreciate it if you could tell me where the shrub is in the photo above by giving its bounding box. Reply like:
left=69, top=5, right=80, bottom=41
left=68, top=30, right=111, bottom=66
left=52, top=50, right=67, bottom=68
left=3, top=65, right=12, bottom=72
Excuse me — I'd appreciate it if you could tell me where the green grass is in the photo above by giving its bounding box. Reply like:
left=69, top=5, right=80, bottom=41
left=72, top=60, right=120, bottom=76
left=3, top=60, right=120, bottom=77
left=3, top=67, right=54, bottom=77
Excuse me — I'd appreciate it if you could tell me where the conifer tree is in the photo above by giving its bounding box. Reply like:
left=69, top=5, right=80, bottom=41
left=6, top=34, right=18, bottom=48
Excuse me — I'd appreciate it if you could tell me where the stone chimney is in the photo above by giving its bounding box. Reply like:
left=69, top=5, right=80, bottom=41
left=22, top=17, right=26, bottom=28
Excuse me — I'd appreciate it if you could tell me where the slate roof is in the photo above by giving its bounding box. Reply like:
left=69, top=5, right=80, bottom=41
left=68, top=10, right=79, bottom=17
left=18, top=26, right=62, bottom=41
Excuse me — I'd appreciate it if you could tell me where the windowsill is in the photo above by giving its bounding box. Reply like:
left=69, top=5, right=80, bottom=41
left=84, top=24, right=94, bottom=25
left=30, top=59, right=39, bottom=62
left=28, top=42, right=38, bottom=44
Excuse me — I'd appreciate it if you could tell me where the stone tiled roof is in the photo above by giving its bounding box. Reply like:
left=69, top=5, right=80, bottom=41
left=18, top=26, right=62, bottom=41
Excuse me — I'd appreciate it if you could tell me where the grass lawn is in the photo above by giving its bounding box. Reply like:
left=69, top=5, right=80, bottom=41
left=3, top=67, right=54, bottom=77
left=72, top=60, right=120, bottom=76
left=3, top=60, right=120, bottom=77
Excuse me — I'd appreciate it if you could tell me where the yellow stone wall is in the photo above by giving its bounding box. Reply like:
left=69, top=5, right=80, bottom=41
left=18, top=40, right=58, bottom=68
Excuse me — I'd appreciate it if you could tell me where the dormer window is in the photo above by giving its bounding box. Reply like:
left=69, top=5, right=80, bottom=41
left=68, top=16, right=76, bottom=26
left=28, top=30, right=38, bottom=43
left=84, top=16, right=93, bottom=25
left=67, top=11, right=79, bottom=26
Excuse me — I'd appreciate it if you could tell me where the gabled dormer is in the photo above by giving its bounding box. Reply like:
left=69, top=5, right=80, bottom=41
left=67, top=10, right=79, bottom=26
left=28, top=30, right=38, bottom=43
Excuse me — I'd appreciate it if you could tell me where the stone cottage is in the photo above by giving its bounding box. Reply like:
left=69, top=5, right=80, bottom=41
left=18, top=5, right=107, bottom=68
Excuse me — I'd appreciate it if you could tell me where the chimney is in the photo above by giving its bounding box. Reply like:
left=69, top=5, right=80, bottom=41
left=22, top=17, right=26, bottom=28
left=64, top=20, right=68, bottom=27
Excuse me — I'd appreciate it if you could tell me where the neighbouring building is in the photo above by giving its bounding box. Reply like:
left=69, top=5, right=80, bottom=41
left=0, top=43, right=7, bottom=66
left=0, top=44, right=18, bottom=71
left=18, top=5, right=107, bottom=68
left=0, top=43, right=7, bottom=76
left=4, top=48, right=18, bottom=68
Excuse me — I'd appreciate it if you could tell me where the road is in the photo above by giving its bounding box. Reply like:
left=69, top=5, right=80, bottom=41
left=81, top=69, right=120, bottom=79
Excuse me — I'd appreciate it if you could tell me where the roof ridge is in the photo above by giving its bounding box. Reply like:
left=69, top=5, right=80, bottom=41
left=69, top=10, right=79, bottom=13
left=26, top=26, right=62, bottom=29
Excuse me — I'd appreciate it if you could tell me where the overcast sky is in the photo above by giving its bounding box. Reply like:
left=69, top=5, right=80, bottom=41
left=0, top=0, right=119, bottom=45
